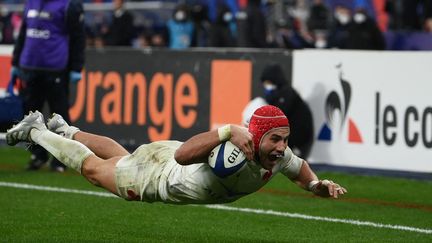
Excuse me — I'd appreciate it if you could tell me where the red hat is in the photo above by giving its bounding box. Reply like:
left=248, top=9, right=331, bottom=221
left=248, top=105, right=290, bottom=153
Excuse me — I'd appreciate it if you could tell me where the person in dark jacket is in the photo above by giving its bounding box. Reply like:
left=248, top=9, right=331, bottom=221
left=104, top=0, right=135, bottom=46
left=260, top=64, right=314, bottom=159
left=307, top=0, right=330, bottom=32
left=345, top=8, right=386, bottom=50
left=236, top=0, right=267, bottom=48
left=10, top=0, right=85, bottom=172
left=208, top=4, right=237, bottom=47
left=327, top=4, right=352, bottom=49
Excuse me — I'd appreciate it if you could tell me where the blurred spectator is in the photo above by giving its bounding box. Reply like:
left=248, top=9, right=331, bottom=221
left=307, top=0, right=330, bottom=32
left=190, top=3, right=211, bottom=47
left=84, top=25, right=96, bottom=47
left=4, top=0, right=432, bottom=50
left=83, top=10, right=107, bottom=48
left=151, top=32, right=167, bottom=47
left=104, top=0, right=135, bottom=46
left=327, top=4, right=352, bottom=49
left=270, top=18, right=294, bottom=49
left=260, top=63, right=314, bottom=159
left=94, top=35, right=105, bottom=49
left=401, top=0, right=432, bottom=30
left=345, top=8, right=386, bottom=50
left=276, top=19, right=300, bottom=49
left=134, top=31, right=151, bottom=48
left=313, top=30, right=328, bottom=48
left=236, top=0, right=267, bottom=48
left=289, top=0, right=310, bottom=34
left=385, top=0, right=404, bottom=30
left=0, top=6, right=13, bottom=44
left=167, top=4, right=194, bottom=49
left=149, top=26, right=168, bottom=47
left=10, top=11, right=22, bottom=41
left=424, top=17, right=432, bottom=32
left=270, top=18, right=314, bottom=49
left=208, top=4, right=237, bottom=47
left=205, top=0, right=240, bottom=22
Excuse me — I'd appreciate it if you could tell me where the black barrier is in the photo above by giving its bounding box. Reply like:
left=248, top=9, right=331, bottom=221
left=70, top=48, right=292, bottom=148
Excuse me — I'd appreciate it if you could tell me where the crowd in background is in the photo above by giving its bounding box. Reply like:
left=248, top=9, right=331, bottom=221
left=1, top=0, right=432, bottom=50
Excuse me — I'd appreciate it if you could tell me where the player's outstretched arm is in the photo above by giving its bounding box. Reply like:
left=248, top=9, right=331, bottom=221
left=175, top=129, right=222, bottom=165
left=293, top=161, right=348, bottom=199
left=174, top=125, right=254, bottom=165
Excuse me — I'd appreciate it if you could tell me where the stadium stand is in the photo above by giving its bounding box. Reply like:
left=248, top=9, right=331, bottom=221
left=1, top=0, right=432, bottom=50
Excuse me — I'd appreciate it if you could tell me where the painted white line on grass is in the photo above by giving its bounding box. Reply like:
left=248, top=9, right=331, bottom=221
left=0, top=181, right=117, bottom=198
left=1, top=181, right=431, bottom=235
left=204, top=204, right=432, bottom=235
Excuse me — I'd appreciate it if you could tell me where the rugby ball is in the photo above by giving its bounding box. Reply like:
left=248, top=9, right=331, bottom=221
left=208, top=141, right=248, bottom=178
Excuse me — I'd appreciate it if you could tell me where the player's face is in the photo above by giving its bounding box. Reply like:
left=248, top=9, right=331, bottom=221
left=259, top=128, right=290, bottom=170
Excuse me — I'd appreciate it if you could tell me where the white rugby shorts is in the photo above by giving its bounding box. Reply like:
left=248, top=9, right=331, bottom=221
left=114, top=141, right=181, bottom=202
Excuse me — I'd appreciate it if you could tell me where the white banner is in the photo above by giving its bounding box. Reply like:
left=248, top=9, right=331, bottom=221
left=293, top=50, right=432, bottom=173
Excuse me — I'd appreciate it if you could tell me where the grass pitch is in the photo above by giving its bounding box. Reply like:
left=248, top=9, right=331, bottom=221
left=1, top=147, right=431, bottom=242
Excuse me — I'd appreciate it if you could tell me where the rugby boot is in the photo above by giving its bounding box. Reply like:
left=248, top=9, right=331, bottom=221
left=6, top=111, right=46, bottom=146
left=46, top=113, right=79, bottom=139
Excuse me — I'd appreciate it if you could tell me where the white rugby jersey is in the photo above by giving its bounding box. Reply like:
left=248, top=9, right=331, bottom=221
left=150, top=141, right=303, bottom=204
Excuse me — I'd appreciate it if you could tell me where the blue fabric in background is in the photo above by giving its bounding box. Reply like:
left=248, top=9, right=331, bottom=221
left=0, top=77, right=23, bottom=123
left=385, top=31, right=432, bottom=50
left=327, top=0, right=376, bottom=18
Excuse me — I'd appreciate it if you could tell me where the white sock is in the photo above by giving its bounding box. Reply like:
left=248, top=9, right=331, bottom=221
left=66, top=126, right=80, bottom=140
left=31, top=129, right=94, bottom=173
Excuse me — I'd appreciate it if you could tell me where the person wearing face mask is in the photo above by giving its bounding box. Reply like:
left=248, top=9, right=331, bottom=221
left=243, top=64, right=314, bottom=159
left=327, top=4, right=352, bottom=49
left=345, top=8, right=386, bottom=50
left=208, top=4, right=237, bottom=47
left=167, top=4, right=195, bottom=49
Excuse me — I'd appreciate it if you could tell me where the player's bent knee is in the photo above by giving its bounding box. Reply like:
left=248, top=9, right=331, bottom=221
left=82, top=156, right=123, bottom=197
left=81, top=158, right=111, bottom=187
left=81, top=163, right=101, bottom=186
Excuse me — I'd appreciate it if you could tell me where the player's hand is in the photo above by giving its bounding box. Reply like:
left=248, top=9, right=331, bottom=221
left=229, top=125, right=254, bottom=161
left=69, top=71, right=82, bottom=83
left=312, top=179, right=347, bottom=198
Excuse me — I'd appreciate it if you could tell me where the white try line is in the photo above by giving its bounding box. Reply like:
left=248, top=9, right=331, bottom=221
left=204, top=204, right=432, bottom=235
left=1, top=181, right=431, bottom=235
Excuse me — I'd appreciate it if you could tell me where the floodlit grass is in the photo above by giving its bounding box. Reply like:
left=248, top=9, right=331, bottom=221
left=1, top=147, right=431, bottom=242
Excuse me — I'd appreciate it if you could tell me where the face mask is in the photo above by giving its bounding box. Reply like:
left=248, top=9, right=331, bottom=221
left=175, top=11, right=186, bottom=22
left=353, top=13, right=366, bottom=24
left=223, top=12, right=233, bottom=23
left=263, top=83, right=277, bottom=96
left=0, top=7, right=9, bottom=17
left=315, top=38, right=327, bottom=48
left=336, top=12, right=350, bottom=25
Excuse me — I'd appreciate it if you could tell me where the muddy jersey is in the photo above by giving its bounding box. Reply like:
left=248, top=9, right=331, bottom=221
left=115, top=140, right=303, bottom=204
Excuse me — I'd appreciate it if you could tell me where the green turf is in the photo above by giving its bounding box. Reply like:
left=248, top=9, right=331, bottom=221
left=1, top=147, right=431, bottom=242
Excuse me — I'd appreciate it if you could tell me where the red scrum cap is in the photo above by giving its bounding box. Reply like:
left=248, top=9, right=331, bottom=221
left=248, top=105, right=290, bottom=153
